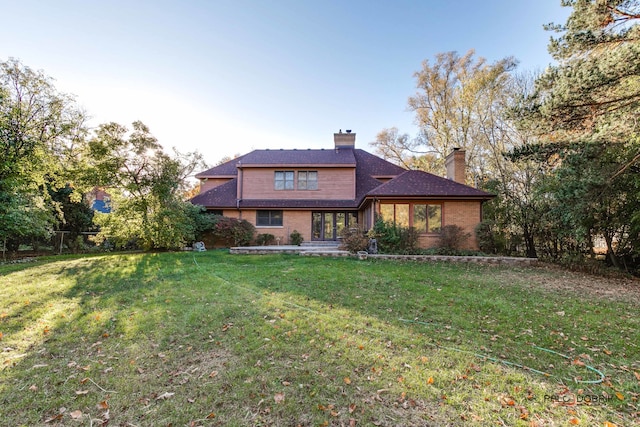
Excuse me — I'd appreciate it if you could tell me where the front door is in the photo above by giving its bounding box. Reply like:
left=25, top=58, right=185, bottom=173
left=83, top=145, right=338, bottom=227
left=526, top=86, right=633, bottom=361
left=312, top=212, right=357, bottom=241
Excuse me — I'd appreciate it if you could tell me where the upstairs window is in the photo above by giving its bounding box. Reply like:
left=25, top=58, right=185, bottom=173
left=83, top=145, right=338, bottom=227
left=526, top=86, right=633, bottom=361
left=275, top=171, right=294, bottom=190
left=298, top=171, right=318, bottom=190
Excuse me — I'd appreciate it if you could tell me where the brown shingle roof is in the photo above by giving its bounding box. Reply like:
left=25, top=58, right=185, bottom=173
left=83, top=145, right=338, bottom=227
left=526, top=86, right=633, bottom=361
left=195, top=155, right=245, bottom=178
left=190, top=149, right=493, bottom=210
left=239, top=148, right=356, bottom=166
left=195, top=149, right=358, bottom=179
left=366, top=170, right=494, bottom=199
left=190, top=178, right=238, bottom=207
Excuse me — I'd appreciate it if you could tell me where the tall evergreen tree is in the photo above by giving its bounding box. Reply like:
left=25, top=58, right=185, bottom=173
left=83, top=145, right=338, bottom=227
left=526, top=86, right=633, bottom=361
left=514, top=0, right=640, bottom=269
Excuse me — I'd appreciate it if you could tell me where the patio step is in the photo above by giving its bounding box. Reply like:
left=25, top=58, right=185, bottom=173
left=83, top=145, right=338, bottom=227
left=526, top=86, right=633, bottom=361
left=301, top=241, right=340, bottom=247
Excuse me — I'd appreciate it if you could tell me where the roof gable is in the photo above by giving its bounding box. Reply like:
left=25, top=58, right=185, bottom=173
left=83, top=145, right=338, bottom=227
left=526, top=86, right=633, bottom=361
left=190, top=178, right=238, bottom=207
left=195, top=155, right=246, bottom=178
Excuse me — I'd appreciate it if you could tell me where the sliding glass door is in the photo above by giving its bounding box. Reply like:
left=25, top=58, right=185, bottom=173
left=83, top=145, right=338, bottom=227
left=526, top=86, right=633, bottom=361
left=312, top=211, right=357, bottom=240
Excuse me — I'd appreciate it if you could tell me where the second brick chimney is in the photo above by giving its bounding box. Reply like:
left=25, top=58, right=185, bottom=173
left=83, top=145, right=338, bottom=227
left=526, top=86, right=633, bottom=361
left=445, top=148, right=466, bottom=184
left=334, top=129, right=356, bottom=149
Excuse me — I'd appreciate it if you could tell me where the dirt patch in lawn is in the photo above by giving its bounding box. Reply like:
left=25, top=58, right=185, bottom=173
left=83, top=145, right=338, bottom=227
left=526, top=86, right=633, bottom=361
left=489, top=263, right=640, bottom=305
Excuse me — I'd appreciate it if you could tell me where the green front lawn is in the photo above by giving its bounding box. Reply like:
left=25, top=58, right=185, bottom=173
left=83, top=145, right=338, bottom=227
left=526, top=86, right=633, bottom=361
left=0, top=251, right=638, bottom=426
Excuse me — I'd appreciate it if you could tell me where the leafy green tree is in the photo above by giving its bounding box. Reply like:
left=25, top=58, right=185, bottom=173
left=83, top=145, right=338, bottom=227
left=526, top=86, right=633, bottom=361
left=49, top=184, right=95, bottom=251
left=89, top=121, right=207, bottom=250
left=0, top=58, right=87, bottom=250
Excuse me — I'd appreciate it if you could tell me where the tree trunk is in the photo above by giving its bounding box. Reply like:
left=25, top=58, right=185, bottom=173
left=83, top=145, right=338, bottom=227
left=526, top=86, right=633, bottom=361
left=522, top=224, right=538, bottom=258
left=604, top=232, right=621, bottom=270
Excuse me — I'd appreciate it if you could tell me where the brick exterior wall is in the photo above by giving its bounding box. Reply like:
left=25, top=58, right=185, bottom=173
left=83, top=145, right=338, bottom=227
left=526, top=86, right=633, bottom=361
left=199, top=178, right=233, bottom=193
left=241, top=168, right=355, bottom=200
left=442, top=200, right=481, bottom=250
left=237, top=209, right=312, bottom=244
left=375, top=199, right=483, bottom=250
left=208, top=202, right=482, bottom=250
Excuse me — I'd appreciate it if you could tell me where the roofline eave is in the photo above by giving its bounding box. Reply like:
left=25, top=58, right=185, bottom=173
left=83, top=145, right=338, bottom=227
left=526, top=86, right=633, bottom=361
left=195, top=174, right=237, bottom=179
left=362, top=195, right=495, bottom=201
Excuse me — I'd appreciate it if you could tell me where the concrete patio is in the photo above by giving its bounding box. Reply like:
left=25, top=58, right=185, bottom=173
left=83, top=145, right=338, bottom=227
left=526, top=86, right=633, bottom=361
left=229, top=242, right=351, bottom=256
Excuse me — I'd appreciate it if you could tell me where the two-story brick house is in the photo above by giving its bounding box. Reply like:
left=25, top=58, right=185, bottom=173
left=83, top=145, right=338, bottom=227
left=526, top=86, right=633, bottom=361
left=191, top=131, right=493, bottom=249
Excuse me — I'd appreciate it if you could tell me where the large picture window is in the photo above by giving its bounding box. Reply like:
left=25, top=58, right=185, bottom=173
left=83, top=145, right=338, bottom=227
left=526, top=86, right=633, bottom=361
left=256, top=210, right=283, bottom=226
left=274, top=171, right=294, bottom=190
left=297, top=171, right=318, bottom=190
left=380, top=203, right=442, bottom=233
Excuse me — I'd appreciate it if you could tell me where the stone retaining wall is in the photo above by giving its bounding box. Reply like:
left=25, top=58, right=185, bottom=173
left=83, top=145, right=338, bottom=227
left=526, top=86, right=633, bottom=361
left=350, top=253, right=538, bottom=265
left=230, top=246, right=538, bottom=266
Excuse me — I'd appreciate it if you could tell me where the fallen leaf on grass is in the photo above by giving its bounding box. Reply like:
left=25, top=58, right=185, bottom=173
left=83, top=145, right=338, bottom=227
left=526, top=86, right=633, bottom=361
left=427, top=377, right=434, bottom=384
left=343, top=377, right=351, bottom=385
left=97, top=400, right=109, bottom=410
left=603, top=422, right=618, bottom=427
left=634, top=371, right=640, bottom=381
left=615, top=392, right=624, bottom=401
left=568, top=417, right=580, bottom=424
left=208, top=370, right=218, bottom=378
left=498, top=395, right=515, bottom=407
left=206, top=412, right=216, bottom=419
left=274, top=392, right=285, bottom=404
left=44, top=414, right=63, bottom=423
left=156, top=392, right=175, bottom=401
left=69, top=410, right=83, bottom=419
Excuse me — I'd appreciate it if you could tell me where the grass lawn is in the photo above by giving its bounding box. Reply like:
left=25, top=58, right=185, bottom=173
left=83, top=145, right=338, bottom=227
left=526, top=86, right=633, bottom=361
left=0, top=251, right=638, bottom=426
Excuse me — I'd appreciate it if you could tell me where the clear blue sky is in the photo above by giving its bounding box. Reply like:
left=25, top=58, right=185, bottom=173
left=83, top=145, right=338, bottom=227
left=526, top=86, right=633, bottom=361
left=1, top=1, right=570, bottom=168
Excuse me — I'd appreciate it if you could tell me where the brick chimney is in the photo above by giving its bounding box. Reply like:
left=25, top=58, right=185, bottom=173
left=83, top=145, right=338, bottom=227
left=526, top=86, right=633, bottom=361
left=334, top=129, right=355, bottom=149
left=445, top=148, right=466, bottom=184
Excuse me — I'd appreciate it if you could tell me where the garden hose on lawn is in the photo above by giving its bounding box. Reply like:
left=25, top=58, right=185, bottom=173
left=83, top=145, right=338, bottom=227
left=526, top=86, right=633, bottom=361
left=191, top=254, right=605, bottom=385
left=399, top=318, right=605, bottom=385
